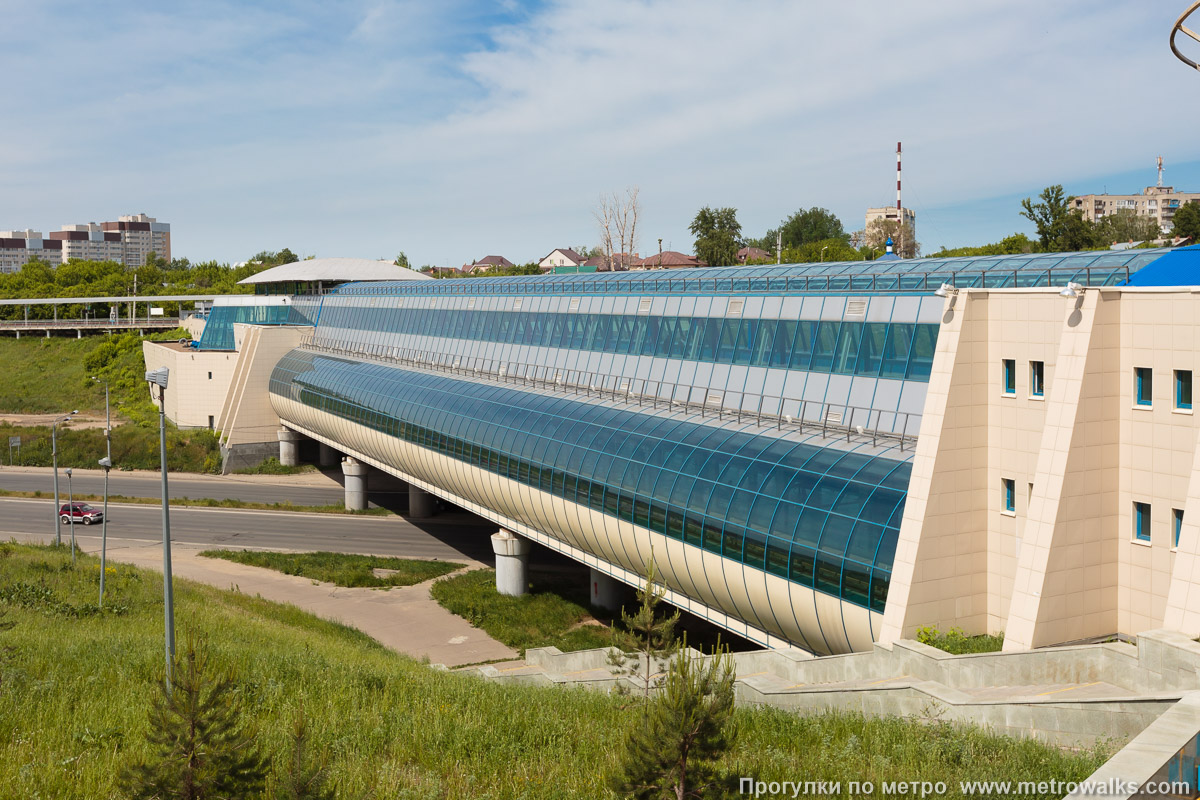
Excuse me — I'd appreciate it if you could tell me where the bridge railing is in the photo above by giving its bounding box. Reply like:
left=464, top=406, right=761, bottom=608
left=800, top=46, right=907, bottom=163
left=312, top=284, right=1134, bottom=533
left=0, top=318, right=181, bottom=329
left=297, top=335, right=921, bottom=451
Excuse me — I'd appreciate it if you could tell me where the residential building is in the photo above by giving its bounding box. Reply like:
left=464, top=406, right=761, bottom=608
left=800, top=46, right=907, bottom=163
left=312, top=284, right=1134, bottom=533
left=1071, top=185, right=1200, bottom=233
left=632, top=250, right=705, bottom=269
left=538, top=248, right=586, bottom=271
left=463, top=255, right=515, bottom=274
left=0, top=213, right=170, bottom=273
left=738, top=246, right=771, bottom=264
left=865, top=206, right=917, bottom=240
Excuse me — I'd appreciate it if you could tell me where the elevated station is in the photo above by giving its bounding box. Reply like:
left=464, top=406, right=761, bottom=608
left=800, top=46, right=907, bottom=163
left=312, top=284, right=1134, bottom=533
left=145, top=246, right=1200, bottom=656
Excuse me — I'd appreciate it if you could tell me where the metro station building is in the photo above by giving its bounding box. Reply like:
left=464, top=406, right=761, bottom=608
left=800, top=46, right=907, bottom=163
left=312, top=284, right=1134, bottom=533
left=149, top=247, right=1200, bottom=655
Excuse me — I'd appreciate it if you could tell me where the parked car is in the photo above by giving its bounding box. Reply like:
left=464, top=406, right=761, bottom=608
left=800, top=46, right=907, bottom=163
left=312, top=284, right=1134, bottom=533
left=59, top=502, right=103, bottom=525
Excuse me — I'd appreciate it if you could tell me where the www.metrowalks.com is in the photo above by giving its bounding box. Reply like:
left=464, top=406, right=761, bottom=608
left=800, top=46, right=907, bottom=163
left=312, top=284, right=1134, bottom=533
left=739, top=777, right=1190, bottom=797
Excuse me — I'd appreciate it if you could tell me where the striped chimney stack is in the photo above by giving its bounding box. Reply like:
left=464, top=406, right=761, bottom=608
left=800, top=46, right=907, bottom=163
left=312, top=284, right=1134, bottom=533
left=896, top=142, right=903, bottom=256
left=896, top=141, right=902, bottom=211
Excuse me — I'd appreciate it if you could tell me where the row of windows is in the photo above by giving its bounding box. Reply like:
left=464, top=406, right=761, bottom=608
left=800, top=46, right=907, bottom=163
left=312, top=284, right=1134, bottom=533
left=1134, top=502, right=1185, bottom=547
left=317, top=305, right=941, bottom=381
left=1134, top=367, right=1192, bottom=410
left=1002, top=359, right=1045, bottom=397
left=1005, top=482, right=1185, bottom=548
left=270, top=352, right=913, bottom=613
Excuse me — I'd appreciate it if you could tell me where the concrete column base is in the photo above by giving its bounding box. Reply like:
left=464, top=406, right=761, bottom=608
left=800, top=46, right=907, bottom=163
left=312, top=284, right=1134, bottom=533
left=342, top=457, right=368, bottom=511
left=408, top=484, right=436, bottom=518
left=492, top=530, right=531, bottom=597
left=318, top=442, right=339, bottom=468
left=277, top=427, right=301, bottom=467
left=590, top=568, right=624, bottom=612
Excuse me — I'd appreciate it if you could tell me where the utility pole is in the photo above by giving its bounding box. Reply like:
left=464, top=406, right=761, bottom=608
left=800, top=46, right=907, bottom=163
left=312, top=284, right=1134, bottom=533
left=657, top=238, right=663, bottom=269
left=146, top=367, right=175, bottom=691
left=776, top=230, right=782, bottom=264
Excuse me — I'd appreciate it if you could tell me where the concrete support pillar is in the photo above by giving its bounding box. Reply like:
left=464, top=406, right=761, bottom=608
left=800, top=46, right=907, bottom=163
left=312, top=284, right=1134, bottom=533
left=318, top=442, right=339, bottom=468
left=492, top=529, right=530, bottom=597
left=590, top=568, right=623, bottom=612
left=277, top=427, right=301, bottom=467
left=76, top=329, right=82, bottom=339
left=408, top=484, right=436, bottom=518
left=45, top=330, right=50, bottom=339
left=342, top=457, right=368, bottom=511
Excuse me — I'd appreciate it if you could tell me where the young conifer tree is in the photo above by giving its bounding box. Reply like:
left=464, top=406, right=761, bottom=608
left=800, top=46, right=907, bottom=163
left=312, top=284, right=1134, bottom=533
left=611, top=642, right=738, bottom=799
left=121, top=638, right=267, bottom=800
left=272, top=705, right=335, bottom=800
left=608, top=556, right=680, bottom=700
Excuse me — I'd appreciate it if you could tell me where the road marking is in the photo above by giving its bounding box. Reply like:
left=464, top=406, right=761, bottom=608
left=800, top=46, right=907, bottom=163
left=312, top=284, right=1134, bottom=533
left=1035, top=681, right=1101, bottom=697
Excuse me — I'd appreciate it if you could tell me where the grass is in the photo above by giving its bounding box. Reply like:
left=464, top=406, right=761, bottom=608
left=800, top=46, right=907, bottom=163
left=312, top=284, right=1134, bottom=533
left=0, top=542, right=1111, bottom=799
left=431, top=567, right=635, bottom=655
left=233, top=457, right=317, bottom=476
left=0, top=335, right=110, bottom=414
left=917, top=625, right=1006, bottom=655
left=200, top=549, right=458, bottom=588
left=1, top=421, right=222, bottom=473
left=0, top=488, right=392, bottom=516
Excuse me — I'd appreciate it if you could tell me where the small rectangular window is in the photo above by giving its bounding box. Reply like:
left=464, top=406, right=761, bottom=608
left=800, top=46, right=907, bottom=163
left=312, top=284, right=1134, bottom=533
left=1174, top=508, right=1184, bottom=548
left=1176, top=370, right=1192, bottom=410
left=207, top=371, right=213, bottom=380
left=1136, top=367, right=1153, bottom=406
left=1135, top=502, right=1151, bottom=542
left=1002, top=478, right=1015, bottom=513
left=1030, top=361, right=1044, bottom=397
left=208, top=415, right=214, bottom=429
left=1002, top=359, right=1016, bottom=395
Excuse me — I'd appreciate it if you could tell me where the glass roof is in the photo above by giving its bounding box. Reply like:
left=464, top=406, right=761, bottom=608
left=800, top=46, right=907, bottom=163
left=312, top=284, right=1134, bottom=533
left=332, top=248, right=1173, bottom=298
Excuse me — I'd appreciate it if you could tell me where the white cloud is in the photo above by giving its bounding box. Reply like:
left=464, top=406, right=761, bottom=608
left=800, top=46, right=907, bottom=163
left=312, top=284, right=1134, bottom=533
left=0, top=0, right=1197, bottom=263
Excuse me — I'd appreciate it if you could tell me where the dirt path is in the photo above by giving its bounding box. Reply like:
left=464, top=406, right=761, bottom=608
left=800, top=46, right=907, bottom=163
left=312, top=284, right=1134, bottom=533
left=0, top=413, right=113, bottom=430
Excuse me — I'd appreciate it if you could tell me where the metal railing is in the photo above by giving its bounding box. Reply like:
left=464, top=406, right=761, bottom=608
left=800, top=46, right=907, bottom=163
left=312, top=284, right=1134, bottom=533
left=0, top=317, right=182, bottom=329
left=298, top=335, right=921, bottom=451
left=330, top=265, right=1137, bottom=299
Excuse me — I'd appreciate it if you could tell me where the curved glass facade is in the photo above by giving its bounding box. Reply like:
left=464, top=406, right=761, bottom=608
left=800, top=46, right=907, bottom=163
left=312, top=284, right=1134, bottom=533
left=316, top=307, right=940, bottom=381
left=197, top=301, right=318, bottom=351
left=270, top=350, right=911, bottom=614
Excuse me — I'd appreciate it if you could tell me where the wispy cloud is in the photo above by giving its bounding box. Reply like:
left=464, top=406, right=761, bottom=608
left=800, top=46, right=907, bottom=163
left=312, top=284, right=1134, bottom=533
left=0, top=1, right=1196, bottom=262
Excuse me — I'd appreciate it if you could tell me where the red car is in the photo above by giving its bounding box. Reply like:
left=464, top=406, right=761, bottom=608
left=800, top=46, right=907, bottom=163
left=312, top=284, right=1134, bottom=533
left=59, top=502, right=104, bottom=525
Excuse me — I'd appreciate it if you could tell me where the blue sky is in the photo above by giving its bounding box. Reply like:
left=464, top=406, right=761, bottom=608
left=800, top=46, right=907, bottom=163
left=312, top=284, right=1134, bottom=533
left=1, top=1, right=1198, bottom=266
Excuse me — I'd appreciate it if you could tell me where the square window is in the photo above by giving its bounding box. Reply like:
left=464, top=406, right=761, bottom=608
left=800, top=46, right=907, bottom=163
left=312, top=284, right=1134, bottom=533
left=1134, top=502, right=1151, bottom=542
left=1174, top=508, right=1184, bottom=548
left=1002, top=478, right=1015, bottom=513
left=1135, top=367, right=1153, bottom=406
left=1030, top=361, right=1044, bottom=397
left=1176, top=370, right=1192, bottom=410
left=1002, top=359, right=1016, bottom=395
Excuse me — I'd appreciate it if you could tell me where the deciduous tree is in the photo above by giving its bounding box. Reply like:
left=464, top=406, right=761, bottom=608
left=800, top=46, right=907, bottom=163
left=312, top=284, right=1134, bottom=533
left=689, top=207, right=742, bottom=267
left=1173, top=201, right=1200, bottom=242
left=864, top=218, right=920, bottom=259
left=596, top=187, right=641, bottom=270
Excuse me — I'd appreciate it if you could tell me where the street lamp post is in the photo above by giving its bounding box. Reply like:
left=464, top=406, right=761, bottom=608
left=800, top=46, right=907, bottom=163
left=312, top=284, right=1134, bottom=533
left=820, top=245, right=829, bottom=262
left=65, top=467, right=75, bottom=564
left=51, top=410, right=78, bottom=546
left=93, top=376, right=112, bottom=607
left=146, top=367, right=175, bottom=691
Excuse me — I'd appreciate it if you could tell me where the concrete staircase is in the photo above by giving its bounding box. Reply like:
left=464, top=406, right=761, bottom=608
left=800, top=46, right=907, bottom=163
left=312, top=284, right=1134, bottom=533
left=446, top=630, right=1200, bottom=798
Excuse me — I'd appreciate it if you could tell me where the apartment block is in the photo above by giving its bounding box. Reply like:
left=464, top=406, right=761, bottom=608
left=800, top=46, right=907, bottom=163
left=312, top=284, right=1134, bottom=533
left=0, top=213, right=170, bottom=273
left=1071, top=186, right=1200, bottom=233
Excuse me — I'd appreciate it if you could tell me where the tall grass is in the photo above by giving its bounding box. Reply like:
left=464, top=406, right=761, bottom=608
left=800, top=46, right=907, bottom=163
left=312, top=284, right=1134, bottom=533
left=0, top=421, right=221, bottom=473
left=0, top=543, right=1110, bottom=799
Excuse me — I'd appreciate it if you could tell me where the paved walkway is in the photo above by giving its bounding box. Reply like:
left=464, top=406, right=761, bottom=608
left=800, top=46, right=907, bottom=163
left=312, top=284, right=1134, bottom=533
left=14, top=532, right=518, bottom=668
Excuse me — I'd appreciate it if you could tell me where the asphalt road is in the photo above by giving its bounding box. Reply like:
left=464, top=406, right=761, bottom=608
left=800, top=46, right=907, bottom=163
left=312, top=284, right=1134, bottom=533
left=0, top=496, right=497, bottom=562
left=0, top=468, right=387, bottom=507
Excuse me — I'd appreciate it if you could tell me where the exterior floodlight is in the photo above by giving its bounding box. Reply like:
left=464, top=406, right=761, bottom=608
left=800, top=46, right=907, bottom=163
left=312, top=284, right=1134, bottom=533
left=934, top=283, right=956, bottom=298
left=1060, top=282, right=1082, bottom=298
left=98, top=456, right=112, bottom=468
left=65, top=468, right=72, bottom=478
left=145, top=367, right=170, bottom=388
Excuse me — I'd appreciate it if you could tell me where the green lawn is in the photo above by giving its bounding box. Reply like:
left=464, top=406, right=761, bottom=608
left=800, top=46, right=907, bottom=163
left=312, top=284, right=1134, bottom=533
left=0, top=335, right=108, bottom=414
left=0, top=543, right=1111, bottom=799
left=200, top=549, right=458, bottom=587
left=918, top=625, right=1006, bottom=654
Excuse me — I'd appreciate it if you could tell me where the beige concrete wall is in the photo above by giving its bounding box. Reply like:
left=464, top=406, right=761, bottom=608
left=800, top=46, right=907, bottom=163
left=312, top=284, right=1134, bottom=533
left=217, top=325, right=312, bottom=448
left=885, top=286, right=1200, bottom=651
left=141, top=341, right=238, bottom=429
